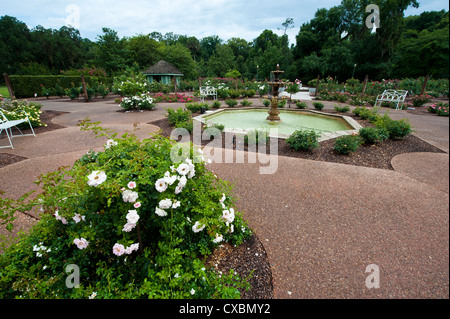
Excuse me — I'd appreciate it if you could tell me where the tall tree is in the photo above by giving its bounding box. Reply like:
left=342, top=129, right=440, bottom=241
left=92, top=28, right=129, bottom=76
left=393, top=12, right=449, bottom=78
left=126, top=34, right=162, bottom=69
left=0, top=15, right=35, bottom=76
left=278, top=18, right=294, bottom=35
left=206, top=44, right=236, bottom=77
left=200, top=35, right=223, bottom=60
left=185, top=36, right=201, bottom=61
left=160, top=43, right=198, bottom=80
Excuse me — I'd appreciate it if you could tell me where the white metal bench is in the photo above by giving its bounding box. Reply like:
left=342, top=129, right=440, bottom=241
left=0, top=109, right=36, bottom=149
left=199, top=86, right=217, bottom=101
left=374, top=89, right=408, bottom=110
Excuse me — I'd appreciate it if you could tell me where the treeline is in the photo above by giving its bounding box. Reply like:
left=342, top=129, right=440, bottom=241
left=0, top=0, right=448, bottom=83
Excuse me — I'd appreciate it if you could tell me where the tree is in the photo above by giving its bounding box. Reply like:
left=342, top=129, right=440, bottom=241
left=0, top=15, right=35, bottom=77
left=92, top=28, right=129, bottom=76
left=293, top=0, right=422, bottom=80
left=160, top=43, right=197, bottom=80
left=200, top=35, right=223, bottom=60
left=185, top=36, right=201, bottom=61
left=393, top=12, right=449, bottom=78
left=227, top=37, right=251, bottom=77
left=126, top=34, right=162, bottom=69
left=279, top=18, right=294, bottom=35
left=206, top=44, right=236, bottom=77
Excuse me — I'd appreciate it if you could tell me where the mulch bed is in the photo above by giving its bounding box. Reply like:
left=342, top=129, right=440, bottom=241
left=149, top=110, right=445, bottom=171
left=207, top=234, right=273, bottom=299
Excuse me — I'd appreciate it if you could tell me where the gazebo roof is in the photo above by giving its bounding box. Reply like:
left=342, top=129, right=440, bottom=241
left=143, top=60, right=183, bottom=76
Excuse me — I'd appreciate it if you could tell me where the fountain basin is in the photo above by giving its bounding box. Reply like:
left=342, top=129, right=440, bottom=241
left=193, top=108, right=362, bottom=141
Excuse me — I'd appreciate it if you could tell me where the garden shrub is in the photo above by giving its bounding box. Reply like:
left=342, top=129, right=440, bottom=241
left=286, top=130, right=320, bottom=151
left=384, top=119, right=412, bottom=139
left=278, top=99, right=287, bottom=108
left=225, top=99, right=238, bottom=107
left=428, top=103, right=449, bottom=116
left=217, top=89, right=229, bottom=99
left=354, top=107, right=380, bottom=122
left=120, top=93, right=156, bottom=111
left=113, top=79, right=148, bottom=97
left=334, top=105, right=350, bottom=113
left=240, top=99, right=253, bottom=107
left=358, top=127, right=389, bottom=144
left=97, top=84, right=110, bottom=99
left=211, top=101, right=221, bottom=109
left=244, top=130, right=269, bottom=146
left=262, top=99, right=271, bottom=107
left=166, top=107, right=191, bottom=125
left=0, top=122, right=252, bottom=299
left=66, top=84, right=81, bottom=100
left=9, top=75, right=112, bottom=98
left=312, top=102, right=324, bottom=111
left=374, top=114, right=412, bottom=139
left=296, top=101, right=308, bottom=109
left=227, top=90, right=241, bottom=99
left=241, top=90, right=256, bottom=98
left=186, top=102, right=209, bottom=113
left=411, top=94, right=432, bottom=107
left=334, top=135, right=362, bottom=154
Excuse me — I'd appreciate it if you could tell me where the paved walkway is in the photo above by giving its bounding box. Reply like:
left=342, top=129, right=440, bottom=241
left=0, top=97, right=448, bottom=298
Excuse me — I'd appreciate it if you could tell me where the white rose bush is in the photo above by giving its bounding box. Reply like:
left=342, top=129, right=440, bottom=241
left=119, top=93, right=156, bottom=111
left=0, top=121, right=251, bottom=299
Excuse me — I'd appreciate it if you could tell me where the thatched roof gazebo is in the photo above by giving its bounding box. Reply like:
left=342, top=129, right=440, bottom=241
left=142, top=60, right=183, bottom=85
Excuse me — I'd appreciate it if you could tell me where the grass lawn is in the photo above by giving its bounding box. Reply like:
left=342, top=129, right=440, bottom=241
left=0, top=86, right=11, bottom=98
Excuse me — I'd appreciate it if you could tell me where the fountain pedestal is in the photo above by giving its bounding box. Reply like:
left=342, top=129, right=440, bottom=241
left=267, top=97, right=280, bottom=121
left=266, top=64, right=285, bottom=122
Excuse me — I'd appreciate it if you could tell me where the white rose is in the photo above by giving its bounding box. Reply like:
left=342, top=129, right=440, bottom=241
left=126, top=210, right=140, bottom=224
left=159, top=199, right=173, bottom=210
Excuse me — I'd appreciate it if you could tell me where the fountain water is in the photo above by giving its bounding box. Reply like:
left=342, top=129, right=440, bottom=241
left=266, top=64, right=286, bottom=121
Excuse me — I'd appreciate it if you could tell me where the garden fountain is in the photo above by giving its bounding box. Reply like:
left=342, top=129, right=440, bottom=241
left=266, top=64, right=286, bottom=121
left=194, top=64, right=362, bottom=141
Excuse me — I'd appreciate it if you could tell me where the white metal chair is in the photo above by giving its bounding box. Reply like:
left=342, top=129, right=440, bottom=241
left=0, top=108, right=36, bottom=149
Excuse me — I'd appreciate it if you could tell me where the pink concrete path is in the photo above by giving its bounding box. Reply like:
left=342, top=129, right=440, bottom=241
left=0, top=98, right=448, bottom=298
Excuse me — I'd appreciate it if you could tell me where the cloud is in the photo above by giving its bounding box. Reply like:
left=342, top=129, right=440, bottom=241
left=2, top=0, right=448, bottom=44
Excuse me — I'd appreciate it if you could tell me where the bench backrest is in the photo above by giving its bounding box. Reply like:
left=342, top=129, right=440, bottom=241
left=200, top=86, right=217, bottom=94
left=380, top=89, right=408, bottom=100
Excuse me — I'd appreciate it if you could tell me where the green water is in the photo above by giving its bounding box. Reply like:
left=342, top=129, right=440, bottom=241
left=203, top=109, right=352, bottom=136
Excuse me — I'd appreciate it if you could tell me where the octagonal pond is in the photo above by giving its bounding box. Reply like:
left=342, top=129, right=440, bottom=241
left=194, top=108, right=362, bottom=141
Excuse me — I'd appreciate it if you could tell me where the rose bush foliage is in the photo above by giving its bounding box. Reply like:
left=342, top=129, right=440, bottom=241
left=0, top=122, right=252, bottom=299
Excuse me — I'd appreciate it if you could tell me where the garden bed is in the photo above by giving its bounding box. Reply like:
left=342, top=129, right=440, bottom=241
left=149, top=111, right=445, bottom=171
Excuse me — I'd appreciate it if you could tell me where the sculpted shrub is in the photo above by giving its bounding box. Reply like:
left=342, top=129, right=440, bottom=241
left=0, top=122, right=251, bottom=299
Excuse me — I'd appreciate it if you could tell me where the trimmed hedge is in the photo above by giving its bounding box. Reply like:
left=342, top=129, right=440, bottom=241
left=9, top=75, right=113, bottom=98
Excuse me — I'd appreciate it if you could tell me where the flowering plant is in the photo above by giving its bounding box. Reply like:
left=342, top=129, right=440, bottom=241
left=428, top=103, right=449, bottom=116
left=0, top=121, right=251, bottom=299
left=0, top=99, right=46, bottom=128
left=113, top=74, right=148, bottom=97
left=120, top=93, right=156, bottom=111
left=411, top=94, right=432, bottom=107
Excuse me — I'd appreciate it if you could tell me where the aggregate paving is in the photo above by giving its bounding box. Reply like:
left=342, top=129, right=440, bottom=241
left=0, top=97, right=448, bottom=298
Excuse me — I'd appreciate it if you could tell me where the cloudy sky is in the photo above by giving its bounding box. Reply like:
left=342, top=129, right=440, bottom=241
left=1, top=0, right=448, bottom=44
